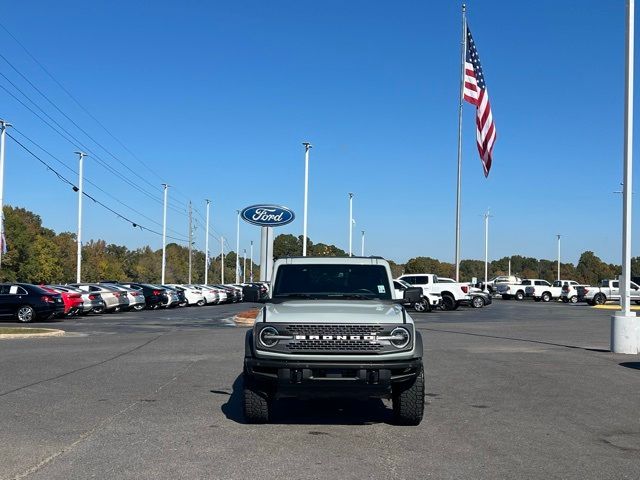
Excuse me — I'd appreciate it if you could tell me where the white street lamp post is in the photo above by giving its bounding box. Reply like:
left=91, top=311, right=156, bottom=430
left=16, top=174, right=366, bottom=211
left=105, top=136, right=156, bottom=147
left=0, top=120, right=11, bottom=269
left=236, top=210, right=240, bottom=284
left=205, top=200, right=210, bottom=284
left=361, top=230, right=365, bottom=256
left=348, top=193, right=354, bottom=256
left=75, top=151, right=87, bottom=283
left=302, top=142, right=312, bottom=256
left=161, top=183, right=168, bottom=285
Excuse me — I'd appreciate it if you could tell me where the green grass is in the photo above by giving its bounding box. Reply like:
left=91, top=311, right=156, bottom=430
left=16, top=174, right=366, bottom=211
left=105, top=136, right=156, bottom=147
left=0, top=327, right=56, bottom=335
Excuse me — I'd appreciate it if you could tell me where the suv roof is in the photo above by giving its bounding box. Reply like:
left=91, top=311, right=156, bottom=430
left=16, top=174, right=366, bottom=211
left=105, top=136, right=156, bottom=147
left=274, top=256, right=388, bottom=266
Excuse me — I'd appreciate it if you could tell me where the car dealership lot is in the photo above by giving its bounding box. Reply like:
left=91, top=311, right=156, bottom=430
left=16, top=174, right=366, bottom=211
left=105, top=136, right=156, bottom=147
left=0, top=301, right=638, bottom=480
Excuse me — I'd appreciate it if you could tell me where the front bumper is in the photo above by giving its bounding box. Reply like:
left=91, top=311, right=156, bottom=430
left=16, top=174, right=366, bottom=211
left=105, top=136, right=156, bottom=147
left=244, top=356, right=422, bottom=398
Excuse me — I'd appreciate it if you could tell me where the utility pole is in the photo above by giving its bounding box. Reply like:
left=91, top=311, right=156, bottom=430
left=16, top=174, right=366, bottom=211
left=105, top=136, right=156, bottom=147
left=348, top=193, right=354, bottom=256
left=250, top=240, right=254, bottom=282
left=302, top=142, right=312, bottom=256
left=556, top=234, right=561, bottom=281
left=0, top=119, right=11, bottom=269
left=220, top=236, right=225, bottom=284
left=204, top=199, right=210, bottom=284
left=361, top=230, right=365, bottom=256
left=188, top=201, right=193, bottom=284
left=236, top=210, right=240, bottom=284
left=243, top=249, right=247, bottom=283
left=508, top=257, right=511, bottom=277
left=161, top=183, right=168, bottom=285
left=612, top=0, right=638, bottom=354
left=75, top=151, right=87, bottom=283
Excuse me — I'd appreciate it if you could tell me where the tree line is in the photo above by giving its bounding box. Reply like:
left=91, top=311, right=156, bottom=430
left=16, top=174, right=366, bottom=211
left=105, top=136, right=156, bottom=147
left=0, top=205, right=635, bottom=286
left=0, top=206, right=258, bottom=284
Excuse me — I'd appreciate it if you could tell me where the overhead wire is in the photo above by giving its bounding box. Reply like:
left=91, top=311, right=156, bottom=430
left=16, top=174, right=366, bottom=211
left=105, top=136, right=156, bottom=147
left=0, top=20, right=167, bottom=185
left=6, top=132, right=189, bottom=244
left=10, top=127, right=188, bottom=238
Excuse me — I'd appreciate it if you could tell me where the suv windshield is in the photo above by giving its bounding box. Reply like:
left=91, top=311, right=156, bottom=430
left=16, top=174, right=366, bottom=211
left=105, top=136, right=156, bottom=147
left=272, top=264, right=392, bottom=300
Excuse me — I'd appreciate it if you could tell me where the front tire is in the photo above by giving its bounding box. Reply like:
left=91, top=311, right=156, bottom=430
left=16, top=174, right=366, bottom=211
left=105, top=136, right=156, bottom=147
left=196, top=299, right=205, bottom=307
left=471, top=296, right=484, bottom=308
left=243, top=376, right=270, bottom=424
left=515, top=291, right=525, bottom=301
left=413, top=300, right=428, bottom=312
left=16, top=305, right=36, bottom=323
left=392, top=365, right=425, bottom=426
left=541, top=292, right=552, bottom=302
left=570, top=296, right=578, bottom=304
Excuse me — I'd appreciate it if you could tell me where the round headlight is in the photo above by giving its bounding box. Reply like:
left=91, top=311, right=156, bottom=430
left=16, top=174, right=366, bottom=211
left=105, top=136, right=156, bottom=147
left=390, top=327, right=410, bottom=349
left=259, top=326, right=279, bottom=347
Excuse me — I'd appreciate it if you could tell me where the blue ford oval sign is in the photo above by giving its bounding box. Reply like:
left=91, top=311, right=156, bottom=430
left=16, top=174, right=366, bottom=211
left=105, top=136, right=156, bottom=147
left=241, top=204, right=295, bottom=227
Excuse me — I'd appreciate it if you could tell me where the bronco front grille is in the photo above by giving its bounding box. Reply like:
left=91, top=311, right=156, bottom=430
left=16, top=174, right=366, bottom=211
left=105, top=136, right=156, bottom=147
left=283, top=324, right=385, bottom=336
left=287, top=339, right=383, bottom=352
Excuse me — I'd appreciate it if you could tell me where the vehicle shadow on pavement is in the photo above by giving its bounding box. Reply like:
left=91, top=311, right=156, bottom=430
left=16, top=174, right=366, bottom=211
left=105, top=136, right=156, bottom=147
left=220, top=374, right=393, bottom=425
left=418, top=327, right=610, bottom=353
left=619, top=362, right=640, bottom=370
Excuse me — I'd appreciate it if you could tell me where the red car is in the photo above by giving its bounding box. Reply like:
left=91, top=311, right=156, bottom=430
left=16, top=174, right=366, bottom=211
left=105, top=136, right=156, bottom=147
left=42, top=285, right=83, bottom=317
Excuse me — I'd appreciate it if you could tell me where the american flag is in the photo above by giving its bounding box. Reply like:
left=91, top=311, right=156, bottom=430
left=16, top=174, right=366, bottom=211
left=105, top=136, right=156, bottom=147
left=463, top=25, right=496, bottom=177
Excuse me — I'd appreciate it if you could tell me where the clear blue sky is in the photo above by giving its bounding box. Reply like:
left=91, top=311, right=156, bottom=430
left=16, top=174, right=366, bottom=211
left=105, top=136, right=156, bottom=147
left=0, top=0, right=633, bottom=265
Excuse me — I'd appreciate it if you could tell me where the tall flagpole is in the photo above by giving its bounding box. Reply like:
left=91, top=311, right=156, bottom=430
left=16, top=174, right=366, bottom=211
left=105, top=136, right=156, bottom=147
left=455, top=4, right=467, bottom=282
left=612, top=0, right=638, bottom=354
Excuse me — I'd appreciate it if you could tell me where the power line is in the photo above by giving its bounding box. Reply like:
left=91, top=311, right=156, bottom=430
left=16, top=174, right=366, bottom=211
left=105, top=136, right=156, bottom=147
left=10, top=127, right=187, bottom=238
left=7, top=132, right=189, bottom=243
left=0, top=20, right=167, bottom=185
left=0, top=64, right=188, bottom=217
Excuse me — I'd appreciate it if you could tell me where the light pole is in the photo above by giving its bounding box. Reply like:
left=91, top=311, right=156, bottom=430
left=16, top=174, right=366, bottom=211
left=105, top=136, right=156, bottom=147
left=161, top=184, right=169, bottom=285
left=612, top=0, right=639, bottom=354
left=220, top=236, right=225, bottom=284
left=250, top=240, right=254, bottom=282
left=302, top=142, right=312, bottom=256
left=0, top=119, right=11, bottom=269
left=75, top=151, right=87, bottom=283
left=204, top=200, right=210, bottom=284
left=483, top=210, right=491, bottom=291
left=348, top=193, right=354, bottom=256
left=556, top=234, right=561, bottom=281
left=243, top=249, right=247, bottom=283
left=361, top=230, right=365, bottom=256
left=235, top=210, right=240, bottom=284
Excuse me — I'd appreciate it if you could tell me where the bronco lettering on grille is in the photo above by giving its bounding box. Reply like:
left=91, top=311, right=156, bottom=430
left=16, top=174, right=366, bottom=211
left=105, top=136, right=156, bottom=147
left=294, top=335, right=378, bottom=341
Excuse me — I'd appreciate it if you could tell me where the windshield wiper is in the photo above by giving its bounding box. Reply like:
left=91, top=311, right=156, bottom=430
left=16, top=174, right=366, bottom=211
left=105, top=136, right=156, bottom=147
left=327, top=293, right=375, bottom=300
left=274, top=293, right=318, bottom=299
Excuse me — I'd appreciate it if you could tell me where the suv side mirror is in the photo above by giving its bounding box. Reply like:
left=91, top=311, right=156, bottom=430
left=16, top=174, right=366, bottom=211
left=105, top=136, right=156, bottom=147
left=403, top=287, right=422, bottom=304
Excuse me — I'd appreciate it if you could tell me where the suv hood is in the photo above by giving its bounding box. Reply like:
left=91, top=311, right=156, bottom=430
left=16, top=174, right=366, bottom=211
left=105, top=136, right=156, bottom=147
left=263, top=300, right=408, bottom=324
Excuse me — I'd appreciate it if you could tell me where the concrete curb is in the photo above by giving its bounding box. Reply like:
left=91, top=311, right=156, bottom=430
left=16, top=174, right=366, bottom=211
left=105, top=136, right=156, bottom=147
left=593, top=305, right=640, bottom=311
left=0, top=328, right=65, bottom=339
left=233, top=309, right=260, bottom=327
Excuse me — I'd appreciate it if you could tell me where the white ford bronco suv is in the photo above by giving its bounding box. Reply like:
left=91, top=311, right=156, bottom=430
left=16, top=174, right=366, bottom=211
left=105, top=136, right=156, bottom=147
left=243, top=256, right=425, bottom=425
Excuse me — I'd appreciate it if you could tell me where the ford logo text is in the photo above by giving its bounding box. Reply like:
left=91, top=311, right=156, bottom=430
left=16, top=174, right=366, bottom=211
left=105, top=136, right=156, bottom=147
left=240, top=205, right=295, bottom=227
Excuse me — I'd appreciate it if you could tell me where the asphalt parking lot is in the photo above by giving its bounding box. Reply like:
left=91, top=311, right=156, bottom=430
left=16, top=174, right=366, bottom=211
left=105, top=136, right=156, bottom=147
left=1, top=300, right=639, bottom=480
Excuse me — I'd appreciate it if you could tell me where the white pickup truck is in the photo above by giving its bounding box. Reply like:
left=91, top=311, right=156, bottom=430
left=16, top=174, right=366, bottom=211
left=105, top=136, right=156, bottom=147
left=578, top=279, right=640, bottom=305
left=396, top=274, right=469, bottom=311
left=525, top=279, right=581, bottom=302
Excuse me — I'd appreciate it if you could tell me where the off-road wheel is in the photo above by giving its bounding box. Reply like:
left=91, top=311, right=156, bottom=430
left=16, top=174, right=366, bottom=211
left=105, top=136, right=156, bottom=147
left=541, top=292, right=552, bottom=302
left=413, top=300, right=428, bottom=312
left=16, top=305, right=36, bottom=323
left=243, top=376, right=270, bottom=424
left=593, top=293, right=607, bottom=305
left=441, top=294, right=458, bottom=311
left=515, top=291, right=525, bottom=301
left=392, top=365, right=425, bottom=426
left=471, top=296, right=484, bottom=308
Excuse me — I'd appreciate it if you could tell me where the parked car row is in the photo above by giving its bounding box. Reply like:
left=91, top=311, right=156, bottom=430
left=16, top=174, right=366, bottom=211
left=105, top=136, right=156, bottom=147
left=0, top=280, right=269, bottom=323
